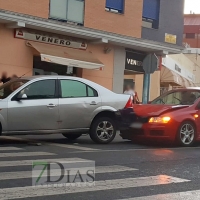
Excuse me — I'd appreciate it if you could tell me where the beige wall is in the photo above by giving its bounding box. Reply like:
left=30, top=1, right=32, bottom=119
left=82, top=44, right=114, bottom=90
left=0, top=0, right=49, bottom=18
left=134, top=74, right=143, bottom=101
left=0, top=25, right=33, bottom=78
left=149, top=71, right=160, bottom=100
left=84, top=0, right=143, bottom=37
left=169, top=54, right=195, bottom=73
left=124, top=75, right=135, bottom=79
left=184, top=54, right=200, bottom=87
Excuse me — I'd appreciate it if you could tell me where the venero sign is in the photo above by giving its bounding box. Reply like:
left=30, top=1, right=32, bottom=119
left=14, top=29, right=87, bottom=50
left=125, top=50, right=146, bottom=73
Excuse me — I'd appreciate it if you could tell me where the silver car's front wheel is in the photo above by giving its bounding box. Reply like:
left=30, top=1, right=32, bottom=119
left=177, top=121, right=196, bottom=147
left=90, top=117, right=116, bottom=144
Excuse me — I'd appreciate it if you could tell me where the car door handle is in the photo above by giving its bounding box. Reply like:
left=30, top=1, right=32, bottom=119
left=90, top=101, right=97, bottom=105
left=47, top=104, right=57, bottom=108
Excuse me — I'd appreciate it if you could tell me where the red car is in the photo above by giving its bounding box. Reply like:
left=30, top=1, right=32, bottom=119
left=120, top=88, right=200, bottom=147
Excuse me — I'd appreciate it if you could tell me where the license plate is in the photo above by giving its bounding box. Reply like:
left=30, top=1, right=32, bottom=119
left=130, top=122, right=143, bottom=129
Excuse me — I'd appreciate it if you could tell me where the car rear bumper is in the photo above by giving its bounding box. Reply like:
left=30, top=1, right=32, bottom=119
left=115, top=108, right=137, bottom=130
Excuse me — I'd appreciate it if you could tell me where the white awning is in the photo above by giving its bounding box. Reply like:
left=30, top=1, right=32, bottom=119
left=27, top=41, right=104, bottom=70
left=161, top=66, right=196, bottom=87
left=161, top=66, right=183, bottom=86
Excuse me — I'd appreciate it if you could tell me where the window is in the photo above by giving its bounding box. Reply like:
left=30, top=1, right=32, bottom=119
left=50, top=0, right=84, bottom=25
left=105, top=0, right=124, bottom=13
left=185, top=33, right=195, bottom=39
left=60, top=80, right=98, bottom=98
left=19, top=80, right=56, bottom=99
left=151, top=90, right=200, bottom=105
left=142, top=0, right=160, bottom=29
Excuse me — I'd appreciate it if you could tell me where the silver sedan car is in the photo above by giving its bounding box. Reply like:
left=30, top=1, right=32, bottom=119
left=0, top=76, right=134, bottom=144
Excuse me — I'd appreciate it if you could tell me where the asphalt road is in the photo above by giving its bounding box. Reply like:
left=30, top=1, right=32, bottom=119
left=1, top=134, right=200, bottom=199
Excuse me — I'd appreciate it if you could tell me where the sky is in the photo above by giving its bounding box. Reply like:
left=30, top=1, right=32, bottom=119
left=184, top=0, right=200, bottom=14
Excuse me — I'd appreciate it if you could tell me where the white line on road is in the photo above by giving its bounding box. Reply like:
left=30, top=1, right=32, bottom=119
left=118, top=190, right=200, bottom=200
left=0, top=165, right=138, bottom=180
left=0, top=152, right=56, bottom=158
left=0, top=158, right=92, bottom=167
left=46, top=142, right=100, bottom=151
left=0, top=147, right=24, bottom=151
left=69, top=146, right=200, bottom=153
left=0, top=175, right=189, bottom=199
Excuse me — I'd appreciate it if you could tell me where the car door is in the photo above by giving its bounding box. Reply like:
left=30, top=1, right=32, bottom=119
left=7, top=79, right=59, bottom=133
left=58, top=79, right=101, bottom=130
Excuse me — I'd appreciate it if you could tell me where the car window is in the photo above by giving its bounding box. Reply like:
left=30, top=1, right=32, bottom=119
left=60, top=80, right=98, bottom=98
left=19, top=80, right=56, bottom=99
left=152, top=90, right=200, bottom=105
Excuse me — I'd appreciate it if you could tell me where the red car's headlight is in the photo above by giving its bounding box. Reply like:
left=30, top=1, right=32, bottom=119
left=149, top=116, right=171, bottom=124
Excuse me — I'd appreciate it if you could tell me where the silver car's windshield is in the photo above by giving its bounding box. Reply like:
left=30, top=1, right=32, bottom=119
left=0, top=79, right=29, bottom=99
left=151, top=90, right=200, bottom=105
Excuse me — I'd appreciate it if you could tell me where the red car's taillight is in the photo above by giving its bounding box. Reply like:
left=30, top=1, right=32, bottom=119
left=125, top=96, right=133, bottom=108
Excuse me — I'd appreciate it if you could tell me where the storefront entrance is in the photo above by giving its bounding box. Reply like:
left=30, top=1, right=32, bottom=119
left=33, top=56, right=77, bottom=76
left=123, top=49, right=146, bottom=94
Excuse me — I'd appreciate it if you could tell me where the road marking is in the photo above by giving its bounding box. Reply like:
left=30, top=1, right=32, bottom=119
left=118, top=190, right=200, bottom=200
left=1, top=136, right=99, bottom=151
left=0, top=165, right=137, bottom=180
left=0, top=147, right=24, bottom=151
left=46, top=142, right=100, bottom=151
left=69, top=146, right=200, bottom=153
left=69, top=148, right=165, bottom=153
left=0, top=175, right=189, bottom=199
left=0, top=158, right=92, bottom=167
left=0, top=152, right=56, bottom=158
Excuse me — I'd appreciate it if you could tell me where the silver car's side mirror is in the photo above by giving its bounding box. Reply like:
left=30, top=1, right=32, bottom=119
left=21, top=94, right=27, bottom=99
left=17, top=93, right=27, bottom=100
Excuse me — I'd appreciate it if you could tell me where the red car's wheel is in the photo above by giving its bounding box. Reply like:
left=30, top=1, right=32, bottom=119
left=176, top=121, right=196, bottom=147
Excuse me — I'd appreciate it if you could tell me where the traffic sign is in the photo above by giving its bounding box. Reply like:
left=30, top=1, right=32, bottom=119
left=143, top=54, right=158, bottom=74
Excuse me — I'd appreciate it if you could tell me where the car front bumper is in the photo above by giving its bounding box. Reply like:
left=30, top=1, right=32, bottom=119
left=120, top=122, right=178, bottom=142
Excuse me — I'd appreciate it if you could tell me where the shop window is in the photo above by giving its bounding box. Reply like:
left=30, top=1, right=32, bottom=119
left=60, top=80, right=98, bottom=98
left=19, top=80, right=56, bottom=100
left=142, top=0, right=160, bottom=29
left=185, top=33, right=195, bottom=39
left=105, top=0, right=124, bottom=13
left=50, top=0, right=84, bottom=25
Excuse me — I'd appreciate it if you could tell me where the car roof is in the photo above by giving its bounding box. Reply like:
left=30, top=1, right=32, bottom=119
left=19, top=75, right=83, bottom=81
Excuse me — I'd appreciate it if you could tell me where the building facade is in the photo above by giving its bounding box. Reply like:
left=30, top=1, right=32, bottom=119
left=0, top=0, right=184, bottom=101
left=184, top=14, right=200, bottom=48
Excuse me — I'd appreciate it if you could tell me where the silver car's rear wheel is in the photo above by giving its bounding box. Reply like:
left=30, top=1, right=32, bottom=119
left=90, top=117, right=116, bottom=144
left=96, top=121, right=114, bottom=141
left=177, top=121, right=196, bottom=147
